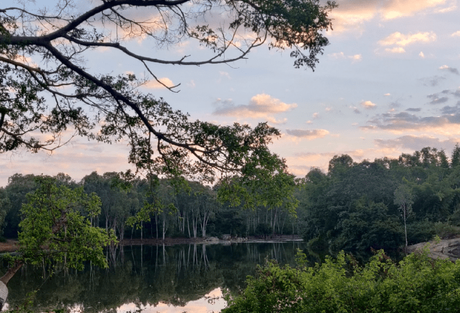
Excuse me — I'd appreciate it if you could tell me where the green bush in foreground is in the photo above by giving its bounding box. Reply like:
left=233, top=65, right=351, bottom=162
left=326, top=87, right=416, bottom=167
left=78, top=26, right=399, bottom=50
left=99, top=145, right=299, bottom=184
left=223, top=248, right=460, bottom=313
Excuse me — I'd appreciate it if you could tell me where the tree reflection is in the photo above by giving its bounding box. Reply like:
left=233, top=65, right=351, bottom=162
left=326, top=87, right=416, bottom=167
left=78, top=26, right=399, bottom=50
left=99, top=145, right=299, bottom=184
left=3, top=242, right=307, bottom=312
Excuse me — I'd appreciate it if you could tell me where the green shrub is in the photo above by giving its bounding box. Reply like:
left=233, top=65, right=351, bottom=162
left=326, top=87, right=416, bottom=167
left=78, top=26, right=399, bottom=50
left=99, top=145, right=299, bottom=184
left=223, top=248, right=460, bottom=313
left=433, top=222, right=460, bottom=239
left=406, top=220, right=435, bottom=244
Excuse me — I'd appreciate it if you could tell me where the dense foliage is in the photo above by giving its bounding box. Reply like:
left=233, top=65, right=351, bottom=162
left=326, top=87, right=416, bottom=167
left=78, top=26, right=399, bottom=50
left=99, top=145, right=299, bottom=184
left=1, top=172, right=299, bottom=241
left=18, top=177, right=116, bottom=271
left=3, top=146, right=460, bottom=255
left=0, top=0, right=336, bottom=208
left=223, top=248, right=460, bottom=312
left=301, top=146, right=460, bottom=253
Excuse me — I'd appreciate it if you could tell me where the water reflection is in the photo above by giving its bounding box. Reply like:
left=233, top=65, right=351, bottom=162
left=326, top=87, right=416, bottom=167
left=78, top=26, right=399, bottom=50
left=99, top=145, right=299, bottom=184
left=4, top=241, right=308, bottom=312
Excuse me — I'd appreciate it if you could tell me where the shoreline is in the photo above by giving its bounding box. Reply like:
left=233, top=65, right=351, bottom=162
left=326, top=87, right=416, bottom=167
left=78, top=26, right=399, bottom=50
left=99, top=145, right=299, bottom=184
left=0, top=235, right=303, bottom=253
left=120, top=234, right=303, bottom=246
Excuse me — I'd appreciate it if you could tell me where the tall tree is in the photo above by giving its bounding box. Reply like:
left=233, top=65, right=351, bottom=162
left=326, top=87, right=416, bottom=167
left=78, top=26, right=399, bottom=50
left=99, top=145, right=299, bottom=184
left=0, top=176, right=116, bottom=310
left=394, top=183, right=413, bottom=251
left=0, top=0, right=336, bottom=201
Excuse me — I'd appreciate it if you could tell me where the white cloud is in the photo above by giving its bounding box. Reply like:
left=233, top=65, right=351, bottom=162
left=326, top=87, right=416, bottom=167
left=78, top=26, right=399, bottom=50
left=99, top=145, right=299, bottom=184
left=144, top=77, right=175, bottom=89
left=382, top=0, right=447, bottom=19
left=350, top=54, right=362, bottom=61
left=439, top=65, right=460, bottom=75
left=452, top=31, right=460, bottom=37
left=384, top=93, right=391, bottom=96
left=419, top=51, right=425, bottom=58
left=385, top=47, right=406, bottom=54
left=219, top=71, right=231, bottom=79
left=329, top=52, right=346, bottom=59
left=329, top=0, right=450, bottom=33
left=213, top=94, right=297, bottom=122
left=379, top=32, right=437, bottom=47
left=328, top=52, right=362, bottom=62
left=361, top=100, right=377, bottom=108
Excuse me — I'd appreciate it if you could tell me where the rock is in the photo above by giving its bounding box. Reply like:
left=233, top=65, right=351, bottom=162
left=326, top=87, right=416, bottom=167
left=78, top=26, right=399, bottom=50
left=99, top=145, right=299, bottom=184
left=0, top=281, right=7, bottom=311
left=204, top=237, right=219, bottom=243
left=407, top=237, right=460, bottom=261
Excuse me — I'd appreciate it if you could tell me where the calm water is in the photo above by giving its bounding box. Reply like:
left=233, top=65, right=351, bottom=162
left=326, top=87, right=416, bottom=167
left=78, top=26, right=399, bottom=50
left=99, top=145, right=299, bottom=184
left=4, top=241, right=310, bottom=312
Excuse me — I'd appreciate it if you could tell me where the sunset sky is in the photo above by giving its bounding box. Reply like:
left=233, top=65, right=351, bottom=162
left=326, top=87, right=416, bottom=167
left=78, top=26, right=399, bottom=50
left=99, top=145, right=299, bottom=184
left=1, top=0, right=460, bottom=186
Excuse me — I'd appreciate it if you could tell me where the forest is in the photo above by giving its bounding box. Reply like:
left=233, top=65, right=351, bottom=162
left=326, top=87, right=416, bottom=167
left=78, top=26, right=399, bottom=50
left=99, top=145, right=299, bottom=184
left=2, top=145, right=460, bottom=256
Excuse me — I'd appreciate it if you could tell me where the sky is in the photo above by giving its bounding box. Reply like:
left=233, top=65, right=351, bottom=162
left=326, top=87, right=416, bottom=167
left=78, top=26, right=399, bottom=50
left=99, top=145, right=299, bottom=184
left=1, top=0, right=460, bottom=186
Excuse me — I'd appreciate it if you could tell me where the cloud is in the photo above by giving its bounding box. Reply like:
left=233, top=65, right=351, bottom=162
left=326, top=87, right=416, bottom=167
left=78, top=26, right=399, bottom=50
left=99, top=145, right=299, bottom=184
left=329, top=0, right=450, bottom=33
left=384, top=93, right=391, bottom=96
left=441, top=102, right=460, bottom=114
left=375, top=135, right=458, bottom=151
left=329, top=52, right=346, bottom=59
left=406, top=108, right=422, bottom=112
left=213, top=94, right=297, bottom=122
left=452, top=31, right=460, bottom=37
left=439, top=65, right=460, bottom=75
left=382, top=0, right=448, bottom=19
left=0, top=141, right=132, bottom=187
left=427, top=94, right=449, bottom=105
left=219, top=71, right=231, bottom=79
left=421, top=75, right=446, bottom=87
left=385, top=47, right=406, bottom=54
left=350, top=54, right=362, bottom=61
left=328, top=52, right=362, bottom=62
left=427, top=89, right=460, bottom=105
left=285, top=129, right=330, bottom=140
left=379, top=32, right=437, bottom=47
left=362, top=110, right=460, bottom=135
left=144, top=77, right=175, bottom=89
left=419, top=51, right=425, bottom=58
left=361, top=100, right=377, bottom=109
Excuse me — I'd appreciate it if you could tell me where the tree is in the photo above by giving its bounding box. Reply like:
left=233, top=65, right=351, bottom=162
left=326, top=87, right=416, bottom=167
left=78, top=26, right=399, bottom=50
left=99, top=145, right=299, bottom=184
left=0, top=176, right=116, bottom=309
left=394, top=183, right=413, bottom=251
left=0, top=0, right=336, bottom=200
left=0, top=187, right=10, bottom=237
left=2, top=174, right=38, bottom=238
left=223, top=249, right=460, bottom=313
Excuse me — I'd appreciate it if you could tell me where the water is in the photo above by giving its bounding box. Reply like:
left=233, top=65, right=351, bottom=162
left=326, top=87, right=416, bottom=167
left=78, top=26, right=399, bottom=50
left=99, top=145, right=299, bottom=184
left=4, top=241, right=309, bottom=312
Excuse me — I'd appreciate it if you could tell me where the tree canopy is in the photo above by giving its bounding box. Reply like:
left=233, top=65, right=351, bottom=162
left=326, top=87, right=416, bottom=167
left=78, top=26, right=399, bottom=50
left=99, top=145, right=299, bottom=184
left=0, top=0, right=336, bottom=196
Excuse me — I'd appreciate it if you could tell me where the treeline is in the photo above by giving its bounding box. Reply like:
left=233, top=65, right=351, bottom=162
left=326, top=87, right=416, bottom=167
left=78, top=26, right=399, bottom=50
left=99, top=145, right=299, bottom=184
left=2, top=146, right=460, bottom=253
left=0, top=172, right=299, bottom=241
left=301, top=146, right=460, bottom=253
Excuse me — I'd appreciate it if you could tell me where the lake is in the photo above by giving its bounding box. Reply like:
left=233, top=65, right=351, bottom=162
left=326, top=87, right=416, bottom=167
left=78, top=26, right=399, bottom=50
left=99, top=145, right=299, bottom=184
left=4, top=240, right=310, bottom=312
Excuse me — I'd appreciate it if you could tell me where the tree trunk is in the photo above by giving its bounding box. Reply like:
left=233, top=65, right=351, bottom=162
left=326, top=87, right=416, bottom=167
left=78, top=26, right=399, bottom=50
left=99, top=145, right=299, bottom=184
left=162, top=216, right=167, bottom=241
left=201, top=212, right=208, bottom=238
left=187, top=215, right=191, bottom=238
left=404, top=204, right=408, bottom=252
left=192, top=217, right=197, bottom=238
left=0, top=260, right=23, bottom=285
left=155, top=213, right=159, bottom=239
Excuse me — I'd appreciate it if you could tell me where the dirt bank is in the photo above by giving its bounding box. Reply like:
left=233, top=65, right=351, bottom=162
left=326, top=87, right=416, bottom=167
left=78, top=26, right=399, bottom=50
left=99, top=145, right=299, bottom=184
left=0, top=240, right=19, bottom=252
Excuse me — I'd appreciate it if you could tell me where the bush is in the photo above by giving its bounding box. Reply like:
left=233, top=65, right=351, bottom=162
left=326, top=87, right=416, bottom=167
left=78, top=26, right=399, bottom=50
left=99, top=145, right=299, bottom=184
left=223, top=248, right=460, bottom=313
left=406, top=220, right=435, bottom=244
left=433, top=222, right=460, bottom=239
